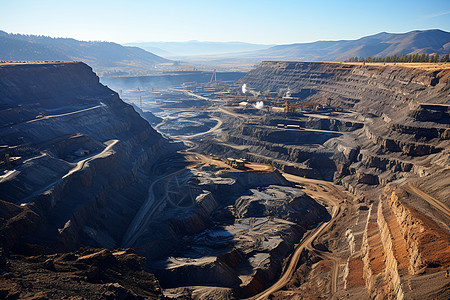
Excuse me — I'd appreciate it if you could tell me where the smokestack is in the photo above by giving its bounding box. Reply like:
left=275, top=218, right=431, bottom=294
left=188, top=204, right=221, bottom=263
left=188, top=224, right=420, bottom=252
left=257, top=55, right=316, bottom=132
left=242, top=83, right=247, bottom=94
left=253, top=101, right=264, bottom=110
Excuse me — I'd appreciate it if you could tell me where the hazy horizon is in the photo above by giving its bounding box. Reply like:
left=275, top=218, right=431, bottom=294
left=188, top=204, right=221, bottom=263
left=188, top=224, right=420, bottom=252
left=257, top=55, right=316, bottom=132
left=2, top=0, right=449, bottom=45
left=2, top=28, right=448, bottom=47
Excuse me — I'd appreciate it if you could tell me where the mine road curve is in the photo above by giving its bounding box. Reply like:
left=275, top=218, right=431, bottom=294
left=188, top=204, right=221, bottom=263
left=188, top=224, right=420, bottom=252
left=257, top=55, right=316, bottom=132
left=248, top=173, right=346, bottom=300
left=283, top=174, right=349, bottom=296
left=308, top=246, right=341, bottom=295
left=173, top=116, right=223, bottom=139
left=404, top=183, right=450, bottom=219
left=62, top=139, right=118, bottom=179
left=19, top=139, right=119, bottom=205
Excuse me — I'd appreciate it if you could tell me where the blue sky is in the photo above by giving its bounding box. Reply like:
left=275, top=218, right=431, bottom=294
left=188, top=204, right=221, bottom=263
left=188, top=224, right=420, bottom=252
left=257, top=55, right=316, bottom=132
left=1, top=0, right=449, bottom=44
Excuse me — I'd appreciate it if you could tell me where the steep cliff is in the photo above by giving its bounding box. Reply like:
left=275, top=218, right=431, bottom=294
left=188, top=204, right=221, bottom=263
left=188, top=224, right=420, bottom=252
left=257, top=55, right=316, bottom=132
left=0, top=62, right=175, bottom=252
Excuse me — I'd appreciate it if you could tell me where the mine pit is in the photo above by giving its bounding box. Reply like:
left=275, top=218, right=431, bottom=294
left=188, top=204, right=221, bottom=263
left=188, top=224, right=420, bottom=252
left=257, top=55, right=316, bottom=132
left=106, top=66, right=448, bottom=298
left=1, top=61, right=449, bottom=299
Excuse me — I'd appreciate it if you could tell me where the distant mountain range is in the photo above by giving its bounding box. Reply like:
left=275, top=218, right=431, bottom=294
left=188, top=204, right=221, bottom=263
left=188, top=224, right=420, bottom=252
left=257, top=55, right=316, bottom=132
left=123, top=41, right=274, bottom=57
left=1, top=29, right=449, bottom=75
left=227, top=29, right=450, bottom=62
left=179, top=29, right=450, bottom=69
left=250, top=29, right=450, bottom=61
left=0, top=31, right=171, bottom=76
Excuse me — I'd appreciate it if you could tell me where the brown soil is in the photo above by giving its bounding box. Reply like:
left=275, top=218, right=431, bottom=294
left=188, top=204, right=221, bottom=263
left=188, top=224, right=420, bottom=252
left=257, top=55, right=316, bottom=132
left=0, top=247, right=163, bottom=299
left=382, top=200, right=410, bottom=275
left=346, top=257, right=365, bottom=288
left=366, top=222, right=386, bottom=275
left=315, top=259, right=331, bottom=273
left=405, top=203, right=450, bottom=272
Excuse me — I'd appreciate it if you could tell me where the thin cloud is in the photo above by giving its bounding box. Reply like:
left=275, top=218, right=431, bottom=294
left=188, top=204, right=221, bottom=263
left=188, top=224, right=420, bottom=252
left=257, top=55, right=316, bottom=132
left=423, top=11, right=450, bottom=19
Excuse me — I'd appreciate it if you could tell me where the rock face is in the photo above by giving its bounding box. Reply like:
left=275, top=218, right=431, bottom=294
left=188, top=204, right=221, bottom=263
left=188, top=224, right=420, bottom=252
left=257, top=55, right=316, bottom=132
left=360, top=186, right=450, bottom=300
left=227, top=61, right=450, bottom=299
left=240, top=61, right=450, bottom=115
left=182, top=61, right=450, bottom=298
left=0, top=62, right=175, bottom=252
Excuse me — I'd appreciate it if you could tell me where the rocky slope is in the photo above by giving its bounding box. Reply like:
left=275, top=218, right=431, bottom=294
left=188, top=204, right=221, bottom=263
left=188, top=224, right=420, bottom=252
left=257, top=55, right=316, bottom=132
left=0, top=62, right=332, bottom=299
left=0, top=247, right=163, bottom=299
left=194, top=61, right=449, bottom=298
left=0, top=62, right=175, bottom=253
left=237, top=61, right=450, bottom=191
left=241, top=61, right=450, bottom=114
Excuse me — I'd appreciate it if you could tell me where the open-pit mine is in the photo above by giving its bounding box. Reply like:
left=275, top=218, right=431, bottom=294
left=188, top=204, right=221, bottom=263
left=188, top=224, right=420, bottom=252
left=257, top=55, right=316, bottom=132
left=1, top=60, right=449, bottom=299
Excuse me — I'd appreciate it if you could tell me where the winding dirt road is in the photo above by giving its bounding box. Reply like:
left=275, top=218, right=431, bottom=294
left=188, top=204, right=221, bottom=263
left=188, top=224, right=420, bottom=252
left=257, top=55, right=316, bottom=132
left=63, top=139, right=118, bottom=179
left=248, top=173, right=347, bottom=300
left=19, top=139, right=118, bottom=205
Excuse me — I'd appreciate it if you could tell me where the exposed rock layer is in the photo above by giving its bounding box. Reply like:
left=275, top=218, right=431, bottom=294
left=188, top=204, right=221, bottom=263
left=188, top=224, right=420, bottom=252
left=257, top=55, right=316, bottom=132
left=197, top=61, right=450, bottom=299
left=0, top=62, right=175, bottom=252
left=240, top=61, right=450, bottom=115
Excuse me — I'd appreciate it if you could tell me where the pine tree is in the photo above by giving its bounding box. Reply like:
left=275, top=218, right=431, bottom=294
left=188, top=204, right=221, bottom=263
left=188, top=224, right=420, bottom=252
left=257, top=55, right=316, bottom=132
left=422, top=54, right=427, bottom=62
